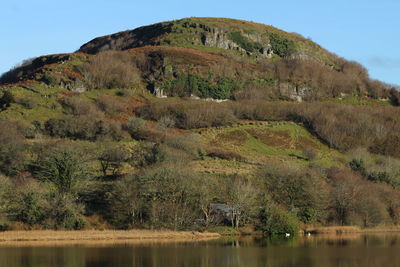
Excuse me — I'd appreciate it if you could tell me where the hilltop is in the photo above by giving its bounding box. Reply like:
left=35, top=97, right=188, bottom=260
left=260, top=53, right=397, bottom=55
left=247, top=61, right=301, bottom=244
left=0, top=18, right=400, bottom=234
left=2, top=17, right=397, bottom=102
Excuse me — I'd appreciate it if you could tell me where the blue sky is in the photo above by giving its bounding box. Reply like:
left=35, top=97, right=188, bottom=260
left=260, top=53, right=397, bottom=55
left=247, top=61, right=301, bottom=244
left=1, top=0, right=399, bottom=85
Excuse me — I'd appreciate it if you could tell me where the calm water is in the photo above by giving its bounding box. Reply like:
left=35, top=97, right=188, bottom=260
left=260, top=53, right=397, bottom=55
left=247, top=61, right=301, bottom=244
left=1, top=234, right=400, bottom=267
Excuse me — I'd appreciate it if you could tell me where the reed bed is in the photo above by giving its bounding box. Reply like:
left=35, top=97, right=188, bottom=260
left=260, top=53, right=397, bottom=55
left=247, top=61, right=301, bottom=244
left=0, top=230, right=220, bottom=246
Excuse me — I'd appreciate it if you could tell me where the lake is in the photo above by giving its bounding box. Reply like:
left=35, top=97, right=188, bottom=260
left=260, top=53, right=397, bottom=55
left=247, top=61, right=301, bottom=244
left=1, top=233, right=400, bottom=267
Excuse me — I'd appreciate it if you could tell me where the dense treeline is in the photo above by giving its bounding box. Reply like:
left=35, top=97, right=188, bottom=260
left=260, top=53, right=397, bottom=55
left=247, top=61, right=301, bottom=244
left=1, top=136, right=399, bottom=232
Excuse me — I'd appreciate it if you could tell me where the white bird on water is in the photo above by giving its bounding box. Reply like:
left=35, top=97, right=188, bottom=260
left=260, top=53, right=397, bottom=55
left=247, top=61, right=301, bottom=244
left=285, top=233, right=290, bottom=237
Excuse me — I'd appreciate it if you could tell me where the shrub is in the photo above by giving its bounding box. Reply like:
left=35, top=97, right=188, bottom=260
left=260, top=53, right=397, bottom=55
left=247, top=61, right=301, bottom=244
left=0, top=121, right=27, bottom=175
left=34, top=144, right=91, bottom=196
left=44, top=115, right=124, bottom=141
left=158, top=116, right=176, bottom=128
left=10, top=181, right=47, bottom=226
left=79, top=51, right=141, bottom=89
left=99, top=145, right=130, bottom=176
left=126, top=117, right=146, bottom=139
left=0, top=175, right=12, bottom=220
left=44, top=194, right=86, bottom=230
left=228, top=31, right=263, bottom=53
left=96, top=95, right=126, bottom=114
left=60, top=96, right=99, bottom=116
left=164, top=134, right=201, bottom=157
left=158, top=74, right=240, bottom=99
left=259, top=164, right=329, bottom=223
left=259, top=205, right=300, bottom=234
left=17, top=97, right=38, bottom=109
left=268, top=33, right=295, bottom=58
left=0, top=91, right=15, bottom=110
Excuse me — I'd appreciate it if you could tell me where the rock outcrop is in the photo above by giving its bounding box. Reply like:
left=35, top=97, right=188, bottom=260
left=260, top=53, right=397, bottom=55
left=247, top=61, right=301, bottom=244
left=78, top=19, right=275, bottom=58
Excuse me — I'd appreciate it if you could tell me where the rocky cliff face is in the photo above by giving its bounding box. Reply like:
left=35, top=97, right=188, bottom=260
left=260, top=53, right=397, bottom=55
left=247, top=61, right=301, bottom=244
left=180, top=21, right=273, bottom=57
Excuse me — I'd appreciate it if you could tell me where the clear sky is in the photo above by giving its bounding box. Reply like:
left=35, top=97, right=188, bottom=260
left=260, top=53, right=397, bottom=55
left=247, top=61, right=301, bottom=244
left=1, top=0, right=399, bottom=85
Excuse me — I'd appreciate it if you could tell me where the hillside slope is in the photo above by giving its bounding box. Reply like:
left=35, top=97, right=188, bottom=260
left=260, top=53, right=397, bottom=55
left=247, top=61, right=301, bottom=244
left=0, top=18, right=399, bottom=232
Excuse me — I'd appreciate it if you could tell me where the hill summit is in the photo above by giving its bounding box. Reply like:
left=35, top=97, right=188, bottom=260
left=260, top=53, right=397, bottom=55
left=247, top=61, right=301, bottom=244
left=0, top=17, right=396, bottom=102
left=79, top=17, right=330, bottom=62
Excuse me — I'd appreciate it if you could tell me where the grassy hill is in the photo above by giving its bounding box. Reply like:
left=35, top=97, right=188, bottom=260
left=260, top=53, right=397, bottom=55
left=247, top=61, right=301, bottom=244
left=0, top=17, right=400, bottom=233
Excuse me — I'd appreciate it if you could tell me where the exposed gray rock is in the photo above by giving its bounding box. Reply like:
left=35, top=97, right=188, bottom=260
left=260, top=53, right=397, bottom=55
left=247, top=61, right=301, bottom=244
left=154, top=87, right=167, bottom=98
left=279, top=83, right=311, bottom=102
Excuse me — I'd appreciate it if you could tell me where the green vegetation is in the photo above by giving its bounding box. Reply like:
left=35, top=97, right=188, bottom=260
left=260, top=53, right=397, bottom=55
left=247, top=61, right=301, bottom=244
left=268, top=33, right=296, bottom=58
left=228, top=31, right=263, bottom=53
left=158, top=74, right=241, bottom=99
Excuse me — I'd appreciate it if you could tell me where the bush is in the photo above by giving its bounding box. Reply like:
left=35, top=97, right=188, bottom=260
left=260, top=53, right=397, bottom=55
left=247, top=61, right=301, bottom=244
left=259, top=205, right=300, bottom=234
left=0, top=91, right=15, bottom=110
left=259, top=164, right=329, bottom=223
left=228, top=31, right=263, bottom=53
left=268, top=33, right=295, bottom=58
left=10, top=181, right=47, bottom=226
left=0, top=175, right=12, bottom=220
left=45, top=195, right=86, bottom=230
left=96, top=95, right=126, bottom=114
left=158, top=74, right=240, bottom=99
left=158, top=116, right=176, bottom=128
left=79, top=51, right=141, bottom=89
left=17, top=97, right=38, bottom=109
left=126, top=117, right=147, bottom=139
left=60, top=96, right=99, bottom=116
left=164, top=134, right=201, bottom=157
left=44, top=115, right=124, bottom=141
left=0, top=221, right=10, bottom=231
left=99, top=145, right=130, bottom=176
left=33, top=144, right=91, bottom=229
left=0, top=121, right=27, bottom=175
left=34, top=144, right=91, bottom=196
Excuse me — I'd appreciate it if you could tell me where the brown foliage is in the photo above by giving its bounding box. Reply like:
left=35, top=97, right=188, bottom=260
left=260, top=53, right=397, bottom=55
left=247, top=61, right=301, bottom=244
left=328, top=168, right=391, bottom=227
left=291, top=103, right=400, bottom=156
left=80, top=51, right=141, bottom=89
left=136, top=100, right=235, bottom=129
left=0, top=121, right=27, bottom=175
left=60, top=96, right=99, bottom=115
left=96, top=95, right=126, bottom=114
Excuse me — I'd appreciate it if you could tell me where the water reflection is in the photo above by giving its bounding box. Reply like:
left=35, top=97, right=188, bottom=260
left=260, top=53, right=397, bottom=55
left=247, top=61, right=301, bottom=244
left=1, top=233, right=400, bottom=267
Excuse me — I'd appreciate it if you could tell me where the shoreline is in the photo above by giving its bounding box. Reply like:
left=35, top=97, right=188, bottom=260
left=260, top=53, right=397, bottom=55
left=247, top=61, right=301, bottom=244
left=0, top=229, right=221, bottom=246
left=2, top=226, right=400, bottom=246
left=304, top=226, right=400, bottom=235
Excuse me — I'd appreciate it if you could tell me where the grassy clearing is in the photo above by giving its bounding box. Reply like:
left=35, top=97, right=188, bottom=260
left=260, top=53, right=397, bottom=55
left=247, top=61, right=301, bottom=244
left=200, top=121, right=345, bottom=170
